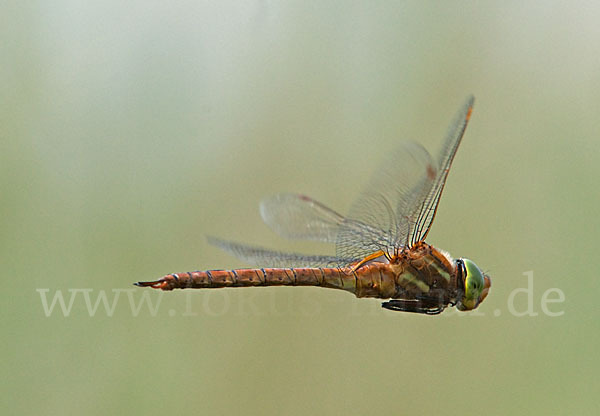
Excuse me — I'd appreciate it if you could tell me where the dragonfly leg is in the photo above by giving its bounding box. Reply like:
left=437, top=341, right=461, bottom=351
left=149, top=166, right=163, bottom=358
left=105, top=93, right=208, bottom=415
left=381, top=299, right=445, bottom=315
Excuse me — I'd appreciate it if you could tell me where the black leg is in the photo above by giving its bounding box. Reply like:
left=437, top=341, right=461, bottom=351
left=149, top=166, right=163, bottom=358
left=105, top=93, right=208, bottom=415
left=381, top=299, right=445, bottom=315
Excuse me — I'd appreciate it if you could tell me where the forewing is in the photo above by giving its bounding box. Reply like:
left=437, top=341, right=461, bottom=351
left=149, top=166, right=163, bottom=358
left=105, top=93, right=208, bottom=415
left=336, top=141, right=436, bottom=259
left=207, top=236, right=355, bottom=268
left=410, top=95, right=475, bottom=245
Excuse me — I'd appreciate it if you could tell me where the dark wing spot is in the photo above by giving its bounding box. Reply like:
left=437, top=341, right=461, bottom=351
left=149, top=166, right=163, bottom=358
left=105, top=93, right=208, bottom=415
left=426, top=164, right=436, bottom=181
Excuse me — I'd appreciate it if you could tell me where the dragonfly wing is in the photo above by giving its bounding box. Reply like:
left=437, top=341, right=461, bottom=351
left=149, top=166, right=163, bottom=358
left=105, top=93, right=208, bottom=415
left=260, top=193, right=393, bottom=264
left=410, top=95, right=475, bottom=245
left=259, top=193, right=346, bottom=243
left=336, top=140, right=436, bottom=259
left=253, top=96, right=474, bottom=262
left=207, top=236, right=355, bottom=268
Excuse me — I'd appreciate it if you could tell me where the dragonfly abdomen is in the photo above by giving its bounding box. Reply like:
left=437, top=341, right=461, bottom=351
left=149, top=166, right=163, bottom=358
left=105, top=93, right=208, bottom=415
left=136, top=267, right=357, bottom=293
left=135, top=264, right=401, bottom=299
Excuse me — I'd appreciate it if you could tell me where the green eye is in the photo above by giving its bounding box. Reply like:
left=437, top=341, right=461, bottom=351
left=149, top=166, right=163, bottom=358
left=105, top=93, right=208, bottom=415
left=457, top=258, right=486, bottom=311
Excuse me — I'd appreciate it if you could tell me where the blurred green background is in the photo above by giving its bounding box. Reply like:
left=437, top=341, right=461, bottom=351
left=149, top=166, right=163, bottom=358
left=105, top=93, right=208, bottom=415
left=3, top=1, right=599, bottom=415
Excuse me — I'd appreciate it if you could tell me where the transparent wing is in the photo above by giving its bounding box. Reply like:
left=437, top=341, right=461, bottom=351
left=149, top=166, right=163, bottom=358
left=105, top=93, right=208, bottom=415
left=260, top=193, right=395, bottom=264
left=336, top=141, right=436, bottom=260
left=409, top=95, right=475, bottom=245
left=219, top=96, right=474, bottom=267
left=260, top=193, right=345, bottom=243
left=337, top=95, right=474, bottom=256
left=256, top=144, right=434, bottom=262
left=207, top=236, right=357, bottom=268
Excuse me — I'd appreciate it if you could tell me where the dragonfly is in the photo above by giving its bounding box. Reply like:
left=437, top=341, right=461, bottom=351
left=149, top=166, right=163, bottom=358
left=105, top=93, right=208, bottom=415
left=135, top=96, right=491, bottom=315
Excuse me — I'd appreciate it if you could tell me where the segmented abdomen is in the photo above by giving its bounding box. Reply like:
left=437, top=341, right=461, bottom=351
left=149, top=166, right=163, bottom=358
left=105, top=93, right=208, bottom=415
left=140, top=263, right=398, bottom=299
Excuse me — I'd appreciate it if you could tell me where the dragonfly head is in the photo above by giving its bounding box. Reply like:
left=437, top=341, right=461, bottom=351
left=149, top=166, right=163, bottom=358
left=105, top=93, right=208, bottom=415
left=456, top=258, right=491, bottom=311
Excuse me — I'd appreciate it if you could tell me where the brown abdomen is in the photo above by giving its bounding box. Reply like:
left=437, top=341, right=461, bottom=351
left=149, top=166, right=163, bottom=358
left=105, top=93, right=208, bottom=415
left=136, top=263, right=398, bottom=299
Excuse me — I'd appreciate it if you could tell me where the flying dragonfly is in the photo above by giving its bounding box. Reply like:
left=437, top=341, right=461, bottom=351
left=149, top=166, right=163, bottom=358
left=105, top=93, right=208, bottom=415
left=135, top=96, right=491, bottom=315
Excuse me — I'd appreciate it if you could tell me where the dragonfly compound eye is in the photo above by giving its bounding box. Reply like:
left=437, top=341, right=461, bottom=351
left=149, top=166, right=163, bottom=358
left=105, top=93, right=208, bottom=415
left=457, top=258, right=488, bottom=311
